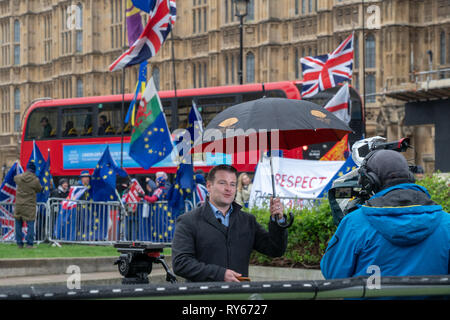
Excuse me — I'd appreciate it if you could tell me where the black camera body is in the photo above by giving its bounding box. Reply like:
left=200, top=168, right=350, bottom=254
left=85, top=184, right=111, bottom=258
left=328, top=137, right=417, bottom=226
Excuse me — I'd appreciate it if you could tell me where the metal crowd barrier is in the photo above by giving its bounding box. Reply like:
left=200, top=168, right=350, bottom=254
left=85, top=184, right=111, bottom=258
left=1, top=198, right=194, bottom=245
left=0, top=202, right=48, bottom=244
left=121, top=200, right=193, bottom=243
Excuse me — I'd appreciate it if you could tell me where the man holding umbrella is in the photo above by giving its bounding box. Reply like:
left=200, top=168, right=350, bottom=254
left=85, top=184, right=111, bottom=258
left=172, top=164, right=288, bottom=282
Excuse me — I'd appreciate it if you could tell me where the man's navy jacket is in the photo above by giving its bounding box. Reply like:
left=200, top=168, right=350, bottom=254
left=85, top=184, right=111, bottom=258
left=172, top=201, right=288, bottom=282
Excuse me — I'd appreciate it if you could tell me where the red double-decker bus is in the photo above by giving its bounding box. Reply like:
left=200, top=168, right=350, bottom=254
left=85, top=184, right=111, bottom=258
left=20, top=81, right=364, bottom=184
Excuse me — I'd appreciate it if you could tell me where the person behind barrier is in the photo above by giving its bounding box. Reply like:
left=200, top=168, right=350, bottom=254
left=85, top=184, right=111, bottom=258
left=193, top=173, right=208, bottom=206
left=141, top=176, right=168, bottom=203
left=156, top=171, right=171, bottom=190
left=235, top=173, right=253, bottom=208
left=50, top=178, right=70, bottom=199
left=77, top=170, right=92, bottom=201
left=13, top=162, right=43, bottom=249
left=172, top=164, right=288, bottom=282
left=320, top=150, right=450, bottom=281
left=145, top=177, right=157, bottom=196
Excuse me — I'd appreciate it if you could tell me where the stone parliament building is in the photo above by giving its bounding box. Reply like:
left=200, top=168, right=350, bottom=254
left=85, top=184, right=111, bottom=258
left=0, top=0, right=449, bottom=174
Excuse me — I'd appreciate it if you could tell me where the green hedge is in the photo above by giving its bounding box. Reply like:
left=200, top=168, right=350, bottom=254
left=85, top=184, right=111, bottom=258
left=247, top=173, right=449, bottom=269
left=248, top=201, right=336, bottom=269
left=416, top=173, right=450, bottom=212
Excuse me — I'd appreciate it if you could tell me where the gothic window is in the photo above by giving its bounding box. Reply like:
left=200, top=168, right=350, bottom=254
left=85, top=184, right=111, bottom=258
left=440, top=31, right=446, bottom=65
left=365, top=34, right=376, bottom=68
left=365, top=73, right=376, bottom=103
left=246, top=52, right=255, bottom=83
left=75, top=3, right=83, bottom=53
left=76, top=78, right=83, bottom=97
left=13, top=20, right=20, bottom=65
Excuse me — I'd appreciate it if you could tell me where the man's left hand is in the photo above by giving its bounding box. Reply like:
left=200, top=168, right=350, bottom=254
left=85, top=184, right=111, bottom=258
left=270, top=197, right=284, bottom=220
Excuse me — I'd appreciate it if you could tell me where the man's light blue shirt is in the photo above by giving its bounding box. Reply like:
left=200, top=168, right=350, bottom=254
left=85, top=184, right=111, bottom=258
left=208, top=201, right=284, bottom=226
left=209, top=202, right=233, bottom=227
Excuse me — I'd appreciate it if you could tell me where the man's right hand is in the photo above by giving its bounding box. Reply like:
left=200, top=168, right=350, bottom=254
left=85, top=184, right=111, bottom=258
left=224, top=269, right=242, bottom=282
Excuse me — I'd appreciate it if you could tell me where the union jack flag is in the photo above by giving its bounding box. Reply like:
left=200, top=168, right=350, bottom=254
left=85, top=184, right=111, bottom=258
left=300, top=33, right=354, bottom=98
left=61, top=186, right=88, bottom=210
left=0, top=162, right=23, bottom=203
left=109, top=0, right=176, bottom=71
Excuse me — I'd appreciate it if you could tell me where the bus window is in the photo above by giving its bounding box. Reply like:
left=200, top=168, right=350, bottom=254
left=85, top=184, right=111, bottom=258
left=195, top=95, right=238, bottom=128
left=266, top=90, right=287, bottom=98
left=242, top=92, right=263, bottom=102
left=25, top=108, right=57, bottom=140
left=97, top=103, right=120, bottom=136
left=242, top=90, right=286, bottom=102
left=62, top=107, right=93, bottom=138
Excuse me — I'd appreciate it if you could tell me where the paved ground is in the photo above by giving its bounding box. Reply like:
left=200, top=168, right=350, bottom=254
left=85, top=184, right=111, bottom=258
left=0, top=256, right=323, bottom=288
left=0, top=270, right=173, bottom=287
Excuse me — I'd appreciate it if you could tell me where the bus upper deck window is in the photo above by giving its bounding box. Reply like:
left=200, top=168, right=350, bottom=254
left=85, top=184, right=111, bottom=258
left=25, top=108, right=57, bottom=140
left=62, top=107, right=92, bottom=139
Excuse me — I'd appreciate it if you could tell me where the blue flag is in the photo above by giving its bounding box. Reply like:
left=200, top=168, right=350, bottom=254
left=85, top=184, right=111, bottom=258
left=27, top=142, right=52, bottom=202
left=167, top=103, right=200, bottom=216
left=131, top=0, right=157, bottom=13
left=37, top=153, right=52, bottom=202
left=90, top=146, right=128, bottom=202
left=167, top=162, right=194, bottom=215
left=187, top=100, right=203, bottom=147
left=27, top=141, right=45, bottom=177
left=317, top=156, right=358, bottom=198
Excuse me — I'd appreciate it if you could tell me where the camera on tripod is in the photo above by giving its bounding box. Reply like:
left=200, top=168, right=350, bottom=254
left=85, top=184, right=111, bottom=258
left=328, top=136, right=417, bottom=226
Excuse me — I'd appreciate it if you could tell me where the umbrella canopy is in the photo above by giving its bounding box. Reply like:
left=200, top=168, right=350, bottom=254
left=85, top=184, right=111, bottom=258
left=194, top=97, right=353, bottom=154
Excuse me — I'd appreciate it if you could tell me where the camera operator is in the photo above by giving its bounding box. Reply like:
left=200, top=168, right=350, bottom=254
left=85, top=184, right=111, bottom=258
left=321, top=150, right=450, bottom=280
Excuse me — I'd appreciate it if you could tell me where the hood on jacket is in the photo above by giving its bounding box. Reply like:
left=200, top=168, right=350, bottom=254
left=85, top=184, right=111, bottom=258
left=361, top=183, right=443, bottom=247
left=16, top=171, right=38, bottom=184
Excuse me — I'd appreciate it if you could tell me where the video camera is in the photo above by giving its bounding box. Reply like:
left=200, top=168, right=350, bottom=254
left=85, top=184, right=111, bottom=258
left=328, top=136, right=417, bottom=226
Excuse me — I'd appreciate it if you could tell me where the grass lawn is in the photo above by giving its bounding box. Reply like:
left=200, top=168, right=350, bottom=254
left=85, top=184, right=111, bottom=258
left=0, top=243, right=172, bottom=259
left=0, top=243, right=120, bottom=259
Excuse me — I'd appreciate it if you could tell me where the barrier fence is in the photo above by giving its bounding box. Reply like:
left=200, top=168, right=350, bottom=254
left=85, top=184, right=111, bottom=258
left=0, top=198, right=193, bottom=245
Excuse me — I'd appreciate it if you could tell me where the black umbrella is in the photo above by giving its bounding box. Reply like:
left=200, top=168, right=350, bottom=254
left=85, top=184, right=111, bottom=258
left=194, top=97, right=353, bottom=227
left=198, top=98, right=352, bottom=150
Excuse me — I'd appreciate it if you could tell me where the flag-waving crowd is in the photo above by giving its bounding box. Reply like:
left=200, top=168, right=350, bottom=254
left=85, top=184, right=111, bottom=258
left=1, top=0, right=357, bottom=253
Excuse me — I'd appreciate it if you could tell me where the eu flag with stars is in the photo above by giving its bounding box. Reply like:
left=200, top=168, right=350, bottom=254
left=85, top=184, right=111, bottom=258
left=37, top=153, right=52, bottom=203
left=128, top=77, right=174, bottom=169
left=317, top=156, right=358, bottom=198
left=167, top=103, right=201, bottom=216
left=27, top=142, right=52, bottom=202
left=90, top=146, right=128, bottom=202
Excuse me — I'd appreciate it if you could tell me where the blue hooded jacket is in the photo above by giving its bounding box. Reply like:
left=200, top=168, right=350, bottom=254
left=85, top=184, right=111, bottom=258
left=321, top=183, right=450, bottom=279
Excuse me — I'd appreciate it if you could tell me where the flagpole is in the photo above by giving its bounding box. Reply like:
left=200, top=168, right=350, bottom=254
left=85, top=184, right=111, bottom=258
left=170, top=31, right=178, bottom=131
left=120, top=1, right=128, bottom=169
left=362, top=0, right=367, bottom=138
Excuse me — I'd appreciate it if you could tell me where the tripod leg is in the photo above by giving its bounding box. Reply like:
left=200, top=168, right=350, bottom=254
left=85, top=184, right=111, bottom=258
left=155, top=256, right=177, bottom=284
